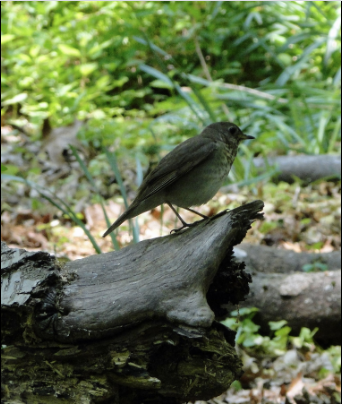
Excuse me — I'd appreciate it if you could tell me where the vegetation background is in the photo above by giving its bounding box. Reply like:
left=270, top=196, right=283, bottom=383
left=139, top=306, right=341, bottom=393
left=2, top=1, right=340, bottom=174
left=2, top=1, right=341, bottom=246
left=1, top=1, right=341, bottom=403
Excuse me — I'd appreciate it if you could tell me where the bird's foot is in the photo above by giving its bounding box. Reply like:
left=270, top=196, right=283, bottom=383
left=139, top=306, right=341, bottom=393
left=170, top=218, right=207, bottom=234
left=170, top=224, right=188, bottom=234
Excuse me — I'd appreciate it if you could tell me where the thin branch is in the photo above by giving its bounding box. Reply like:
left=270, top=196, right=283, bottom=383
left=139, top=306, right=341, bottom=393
left=218, top=82, right=288, bottom=104
left=194, top=35, right=213, bottom=82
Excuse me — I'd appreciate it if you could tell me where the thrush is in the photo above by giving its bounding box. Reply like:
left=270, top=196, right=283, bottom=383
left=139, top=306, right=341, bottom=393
left=103, top=122, right=254, bottom=237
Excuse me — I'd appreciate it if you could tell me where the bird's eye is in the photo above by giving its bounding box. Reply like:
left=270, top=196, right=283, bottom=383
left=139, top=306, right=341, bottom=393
left=229, top=126, right=238, bottom=136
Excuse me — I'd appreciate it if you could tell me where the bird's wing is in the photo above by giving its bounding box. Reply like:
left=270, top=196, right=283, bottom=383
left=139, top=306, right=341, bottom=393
left=136, top=136, right=217, bottom=202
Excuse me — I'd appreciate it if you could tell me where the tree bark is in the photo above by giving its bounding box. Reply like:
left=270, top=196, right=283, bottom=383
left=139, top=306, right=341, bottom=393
left=1, top=200, right=264, bottom=404
left=234, top=244, right=341, bottom=344
left=235, top=244, right=341, bottom=274
left=242, top=270, right=341, bottom=345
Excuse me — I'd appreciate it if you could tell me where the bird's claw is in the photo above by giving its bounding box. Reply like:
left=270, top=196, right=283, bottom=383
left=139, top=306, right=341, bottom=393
left=170, top=218, right=208, bottom=234
left=170, top=225, right=188, bottom=234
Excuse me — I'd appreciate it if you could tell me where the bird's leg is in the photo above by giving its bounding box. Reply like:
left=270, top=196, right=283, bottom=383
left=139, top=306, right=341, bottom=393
left=183, top=207, right=208, bottom=219
left=167, top=203, right=189, bottom=228
left=167, top=203, right=207, bottom=234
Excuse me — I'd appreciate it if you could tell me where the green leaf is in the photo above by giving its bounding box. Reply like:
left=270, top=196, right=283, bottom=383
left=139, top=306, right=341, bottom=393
left=133, top=36, right=169, bottom=57
left=150, top=79, right=174, bottom=90
left=139, top=64, right=173, bottom=87
left=274, top=326, right=292, bottom=337
left=276, top=37, right=326, bottom=86
left=2, top=93, right=28, bottom=105
left=1, top=34, right=15, bottom=44
left=303, top=262, right=328, bottom=272
left=58, top=44, right=81, bottom=58
left=1, top=165, right=19, bottom=175
left=79, top=63, right=98, bottom=76
left=259, top=221, right=278, bottom=234
left=298, top=327, right=318, bottom=343
left=269, top=320, right=288, bottom=331
left=88, top=39, right=114, bottom=57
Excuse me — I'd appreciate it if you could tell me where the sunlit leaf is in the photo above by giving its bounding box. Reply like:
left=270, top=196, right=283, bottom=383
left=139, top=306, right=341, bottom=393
left=1, top=34, right=15, bottom=44
left=79, top=63, right=98, bottom=76
left=2, top=93, right=28, bottom=105
left=58, top=44, right=81, bottom=58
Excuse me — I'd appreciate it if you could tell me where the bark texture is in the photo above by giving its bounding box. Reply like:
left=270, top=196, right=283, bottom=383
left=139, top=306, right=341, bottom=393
left=234, top=244, right=341, bottom=344
left=235, top=244, right=341, bottom=273
left=1, top=201, right=264, bottom=404
left=242, top=270, right=341, bottom=345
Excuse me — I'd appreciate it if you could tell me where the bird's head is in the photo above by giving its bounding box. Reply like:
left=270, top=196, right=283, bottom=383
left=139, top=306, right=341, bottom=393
left=204, top=122, right=254, bottom=147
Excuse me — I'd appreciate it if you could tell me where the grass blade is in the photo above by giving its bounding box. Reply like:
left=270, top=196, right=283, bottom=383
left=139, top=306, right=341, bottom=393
left=70, top=145, right=120, bottom=250
left=2, top=174, right=102, bottom=254
left=104, top=148, right=139, bottom=244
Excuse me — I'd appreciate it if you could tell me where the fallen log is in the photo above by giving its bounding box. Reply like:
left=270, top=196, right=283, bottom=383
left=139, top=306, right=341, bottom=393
left=253, top=154, right=341, bottom=183
left=1, top=200, right=264, bottom=404
left=235, top=244, right=341, bottom=273
left=234, top=244, right=341, bottom=344
left=242, top=270, right=341, bottom=345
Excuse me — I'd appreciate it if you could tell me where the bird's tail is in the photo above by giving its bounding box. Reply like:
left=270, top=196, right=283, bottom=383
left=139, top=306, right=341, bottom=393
left=102, top=207, right=136, bottom=237
left=103, top=192, right=165, bottom=237
left=102, top=196, right=158, bottom=237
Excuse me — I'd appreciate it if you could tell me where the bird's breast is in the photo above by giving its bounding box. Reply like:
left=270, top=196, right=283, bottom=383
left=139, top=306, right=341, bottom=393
left=165, top=146, right=235, bottom=208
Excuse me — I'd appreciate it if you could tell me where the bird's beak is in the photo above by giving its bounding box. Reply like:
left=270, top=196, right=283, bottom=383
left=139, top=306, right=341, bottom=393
left=240, top=133, right=255, bottom=140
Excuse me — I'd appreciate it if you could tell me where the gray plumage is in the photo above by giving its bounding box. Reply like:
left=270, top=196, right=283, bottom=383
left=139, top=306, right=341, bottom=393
left=103, top=122, right=254, bottom=237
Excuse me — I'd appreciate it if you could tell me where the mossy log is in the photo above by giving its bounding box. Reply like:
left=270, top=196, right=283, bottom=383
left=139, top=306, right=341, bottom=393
left=1, top=200, right=264, bottom=404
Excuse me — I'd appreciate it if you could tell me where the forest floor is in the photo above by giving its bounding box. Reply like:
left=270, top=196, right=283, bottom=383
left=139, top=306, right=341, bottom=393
left=1, top=129, right=341, bottom=404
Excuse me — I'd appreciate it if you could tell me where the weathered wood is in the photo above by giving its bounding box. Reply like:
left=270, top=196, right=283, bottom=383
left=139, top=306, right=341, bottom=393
left=1, top=201, right=264, bottom=404
left=235, top=244, right=341, bottom=274
left=233, top=244, right=341, bottom=344
left=242, top=270, right=341, bottom=345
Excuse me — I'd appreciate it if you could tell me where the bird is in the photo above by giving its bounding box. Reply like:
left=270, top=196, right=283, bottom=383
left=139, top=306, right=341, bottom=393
left=103, top=122, right=254, bottom=237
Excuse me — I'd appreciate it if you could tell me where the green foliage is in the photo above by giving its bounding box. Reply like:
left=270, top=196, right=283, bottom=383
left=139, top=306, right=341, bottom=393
left=302, top=261, right=329, bottom=272
left=1, top=2, right=341, bottom=238
left=222, top=308, right=341, bottom=377
left=1, top=164, right=18, bottom=175
left=259, top=220, right=279, bottom=234
left=326, top=346, right=342, bottom=375
left=222, top=307, right=319, bottom=356
left=2, top=1, right=340, bottom=169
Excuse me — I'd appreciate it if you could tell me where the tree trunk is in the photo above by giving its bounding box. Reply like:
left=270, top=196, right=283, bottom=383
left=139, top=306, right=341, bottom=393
left=1, top=200, right=264, bottom=404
